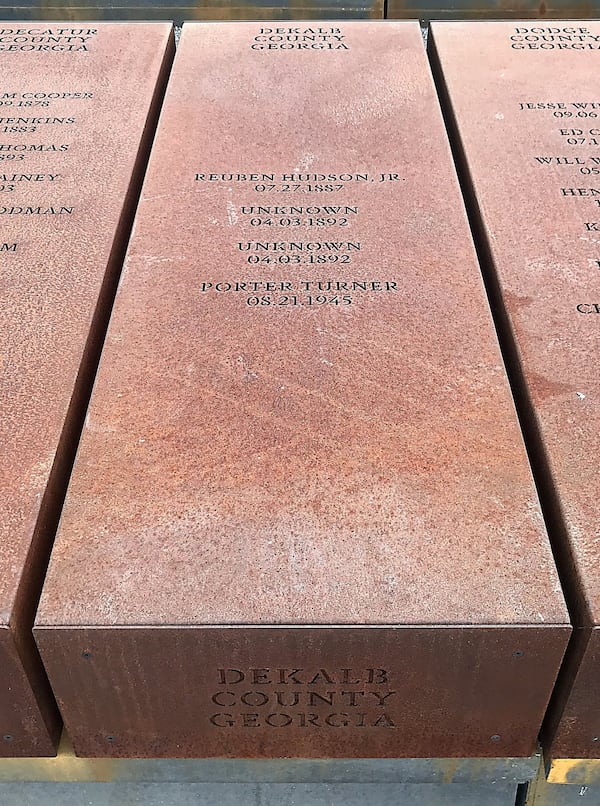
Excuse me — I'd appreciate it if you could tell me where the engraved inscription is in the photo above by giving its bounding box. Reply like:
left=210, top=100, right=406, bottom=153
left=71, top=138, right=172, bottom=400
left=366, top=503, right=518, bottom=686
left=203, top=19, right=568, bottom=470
left=209, top=668, right=397, bottom=729
left=0, top=91, right=93, bottom=106
left=0, top=206, right=72, bottom=215
left=0, top=143, right=70, bottom=161
left=250, top=27, right=349, bottom=51
left=194, top=170, right=403, bottom=310
left=0, top=28, right=98, bottom=53
left=519, top=95, right=600, bottom=317
left=510, top=27, right=600, bottom=50
left=199, top=279, right=398, bottom=307
left=0, top=72, right=97, bottom=261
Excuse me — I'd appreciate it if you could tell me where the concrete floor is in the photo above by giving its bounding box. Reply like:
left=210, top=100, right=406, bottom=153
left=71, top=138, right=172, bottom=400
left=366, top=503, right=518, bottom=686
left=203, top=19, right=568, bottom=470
left=0, top=782, right=522, bottom=806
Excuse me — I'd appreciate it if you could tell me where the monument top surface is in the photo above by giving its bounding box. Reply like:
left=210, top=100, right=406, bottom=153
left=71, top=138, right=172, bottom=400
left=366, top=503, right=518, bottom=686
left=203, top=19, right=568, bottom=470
left=37, top=21, right=568, bottom=629
left=431, top=20, right=600, bottom=624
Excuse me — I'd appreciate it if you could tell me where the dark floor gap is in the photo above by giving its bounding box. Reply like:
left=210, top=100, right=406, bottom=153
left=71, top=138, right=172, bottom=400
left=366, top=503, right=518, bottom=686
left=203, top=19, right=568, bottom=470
left=515, top=781, right=530, bottom=806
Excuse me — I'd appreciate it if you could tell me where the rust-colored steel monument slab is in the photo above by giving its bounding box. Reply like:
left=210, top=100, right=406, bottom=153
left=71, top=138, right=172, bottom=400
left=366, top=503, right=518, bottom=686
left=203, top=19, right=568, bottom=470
left=35, top=21, right=569, bottom=759
left=0, top=22, right=174, bottom=756
left=430, top=19, right=600, bottom=762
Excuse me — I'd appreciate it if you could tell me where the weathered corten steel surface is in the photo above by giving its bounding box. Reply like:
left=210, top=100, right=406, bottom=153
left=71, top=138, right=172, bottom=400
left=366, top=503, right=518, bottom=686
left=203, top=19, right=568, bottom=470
left=35, top=21, right=569, bottom=759
left=429, top=20, right=600, bottom=762
left=0, top=22, right=174, bottom=756
left=550, top=629, right=600, bottom=759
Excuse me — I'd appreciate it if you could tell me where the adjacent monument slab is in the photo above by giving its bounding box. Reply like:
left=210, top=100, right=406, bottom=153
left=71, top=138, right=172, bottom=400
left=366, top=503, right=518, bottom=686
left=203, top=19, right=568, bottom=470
left=0, top=22, right=174, bottom=756
left=429, top=20, right=600, bottom=762
left=35, top=21, right=569, bottom=759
